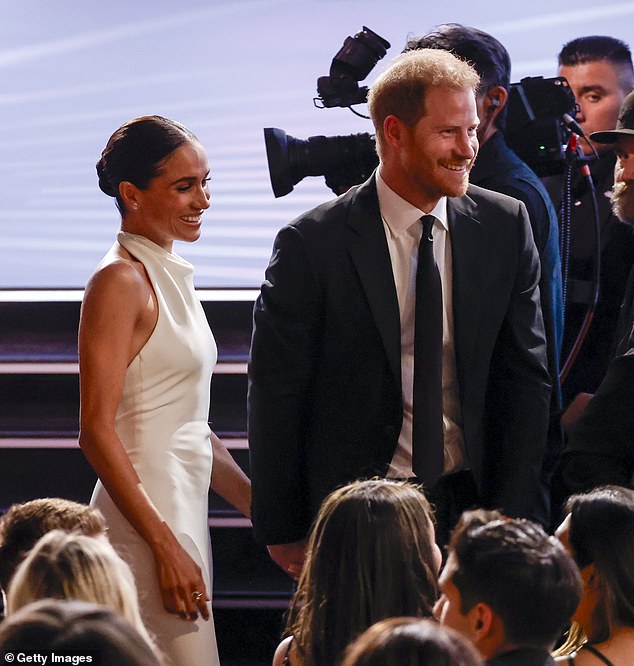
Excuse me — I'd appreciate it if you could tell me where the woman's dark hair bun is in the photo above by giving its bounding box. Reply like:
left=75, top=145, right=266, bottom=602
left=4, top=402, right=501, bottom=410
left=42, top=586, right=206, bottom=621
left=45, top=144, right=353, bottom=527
left=96, top=156, right=116, bottom=198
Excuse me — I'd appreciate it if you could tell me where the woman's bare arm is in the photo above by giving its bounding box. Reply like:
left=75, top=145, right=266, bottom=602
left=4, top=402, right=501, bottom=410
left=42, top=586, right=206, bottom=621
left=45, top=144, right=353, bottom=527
left=210, top=431, right=252, bottom=519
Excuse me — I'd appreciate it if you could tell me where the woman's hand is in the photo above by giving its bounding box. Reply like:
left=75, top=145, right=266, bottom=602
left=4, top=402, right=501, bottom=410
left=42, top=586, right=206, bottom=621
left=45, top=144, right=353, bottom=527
left=151, top=530, right=210, bottom=621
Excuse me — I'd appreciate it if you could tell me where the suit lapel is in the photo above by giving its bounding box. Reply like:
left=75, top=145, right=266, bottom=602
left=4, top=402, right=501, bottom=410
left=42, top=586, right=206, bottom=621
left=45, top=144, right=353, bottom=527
left=345, top=177, right=401, bottom=385
left=448, top=194, right=487, bottom=382
left=342, top=182, right=489, bottom=389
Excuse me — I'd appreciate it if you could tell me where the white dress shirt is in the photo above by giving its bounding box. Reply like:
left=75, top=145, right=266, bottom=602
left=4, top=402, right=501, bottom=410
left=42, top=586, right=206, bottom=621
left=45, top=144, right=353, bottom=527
left=376, top=170, right=467, bottom=480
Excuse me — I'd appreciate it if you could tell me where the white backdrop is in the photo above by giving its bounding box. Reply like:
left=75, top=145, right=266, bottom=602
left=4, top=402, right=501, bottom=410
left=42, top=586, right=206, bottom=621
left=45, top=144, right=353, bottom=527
left=1, top=0, right=633, bottom=287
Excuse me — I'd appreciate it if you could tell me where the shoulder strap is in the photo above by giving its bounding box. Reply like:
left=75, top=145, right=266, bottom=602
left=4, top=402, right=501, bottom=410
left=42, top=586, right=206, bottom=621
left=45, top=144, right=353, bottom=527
left=582, top=644, right=616, bottom=666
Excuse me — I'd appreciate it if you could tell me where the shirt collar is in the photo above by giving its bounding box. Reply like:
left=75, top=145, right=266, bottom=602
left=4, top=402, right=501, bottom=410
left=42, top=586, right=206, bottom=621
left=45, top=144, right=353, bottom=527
left=376, top=168, right=448, bottom=236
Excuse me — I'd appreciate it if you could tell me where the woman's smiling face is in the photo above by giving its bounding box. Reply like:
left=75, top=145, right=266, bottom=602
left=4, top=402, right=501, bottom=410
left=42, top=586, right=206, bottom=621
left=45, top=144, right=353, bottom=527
left=127, top=139, right=211, bottom=251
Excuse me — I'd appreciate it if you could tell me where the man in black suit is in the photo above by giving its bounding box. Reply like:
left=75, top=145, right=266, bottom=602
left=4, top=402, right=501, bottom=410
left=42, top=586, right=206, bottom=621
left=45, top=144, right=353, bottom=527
left=248, top=49, right=551, bottom=575
left=560, top=90, right=634, bottom=494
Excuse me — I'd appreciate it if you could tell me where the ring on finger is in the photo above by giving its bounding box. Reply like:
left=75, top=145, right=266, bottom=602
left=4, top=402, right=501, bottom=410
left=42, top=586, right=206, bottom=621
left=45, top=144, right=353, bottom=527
left=192, top=590, right=204, bottom=603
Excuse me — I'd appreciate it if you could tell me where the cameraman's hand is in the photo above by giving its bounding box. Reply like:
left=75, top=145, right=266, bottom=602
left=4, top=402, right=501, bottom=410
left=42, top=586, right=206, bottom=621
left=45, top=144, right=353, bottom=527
left=561, top=392, right=594, bottom=433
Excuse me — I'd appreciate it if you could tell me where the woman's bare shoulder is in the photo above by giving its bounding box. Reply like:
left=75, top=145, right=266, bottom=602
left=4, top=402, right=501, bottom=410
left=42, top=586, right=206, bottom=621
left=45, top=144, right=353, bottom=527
left=84, top=245, right=150, bottom=304
left=273, top=635, right=297, bottom=666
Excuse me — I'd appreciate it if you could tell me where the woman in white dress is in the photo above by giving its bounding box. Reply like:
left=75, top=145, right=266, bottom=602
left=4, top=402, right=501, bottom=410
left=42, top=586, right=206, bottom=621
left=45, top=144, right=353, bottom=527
left=79, top=115, right=251, bottom=665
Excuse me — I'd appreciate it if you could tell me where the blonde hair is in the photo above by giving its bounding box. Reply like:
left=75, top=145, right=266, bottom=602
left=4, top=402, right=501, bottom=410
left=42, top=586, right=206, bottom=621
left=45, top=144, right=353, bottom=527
left=7, top=530, right=155, bottom=650
left=367, top=49, right=480, bottom=158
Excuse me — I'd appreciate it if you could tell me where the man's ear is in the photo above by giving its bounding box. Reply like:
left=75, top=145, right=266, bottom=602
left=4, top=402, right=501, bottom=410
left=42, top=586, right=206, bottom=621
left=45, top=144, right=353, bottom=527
left=383, top=114, right=406, bottom=148
left=469, top=601, right=495, bottom=640
left=484, top=86, right=509, bottom=119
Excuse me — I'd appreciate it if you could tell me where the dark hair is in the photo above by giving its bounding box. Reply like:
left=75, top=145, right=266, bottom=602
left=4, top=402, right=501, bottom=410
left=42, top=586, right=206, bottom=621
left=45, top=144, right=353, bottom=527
left=565, top=485, right=634, bottom=642
left=0, top=498, right=106, bottom=591
left=340, top=617, right=483, bottom=666
left=558, top=35, right=633, bottom=68
left=448, top=509, right=582, bottom=648
left=0, top=599, right=161, bottom=665
left=96, top=115, right=197, bottom=214
left=558, top=36, right=634, bottom=93
left=287, top=479, right=439, bottom=666
left=404, top=23, right=510, bottom=130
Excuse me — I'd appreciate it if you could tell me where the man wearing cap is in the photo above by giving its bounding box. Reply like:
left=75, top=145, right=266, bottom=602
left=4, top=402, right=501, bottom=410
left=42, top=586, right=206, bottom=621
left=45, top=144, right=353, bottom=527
left=560, top=89, right=634, bottom=493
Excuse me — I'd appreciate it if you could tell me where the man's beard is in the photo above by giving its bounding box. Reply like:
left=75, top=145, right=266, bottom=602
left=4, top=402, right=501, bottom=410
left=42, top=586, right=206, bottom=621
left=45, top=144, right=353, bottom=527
left=612, top=181, right=634, bottom=226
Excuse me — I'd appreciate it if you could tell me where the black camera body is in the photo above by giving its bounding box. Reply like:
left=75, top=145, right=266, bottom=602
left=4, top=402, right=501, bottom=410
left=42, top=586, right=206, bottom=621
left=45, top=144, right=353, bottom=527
left=315, top=26, right=390, bottom=109
left=505, top=76, right=578, bottom=177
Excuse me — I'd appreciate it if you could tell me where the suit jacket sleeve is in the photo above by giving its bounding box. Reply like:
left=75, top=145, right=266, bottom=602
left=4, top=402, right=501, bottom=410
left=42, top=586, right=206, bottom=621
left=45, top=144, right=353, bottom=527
left=481, top=200, right=552, bottom=523
left=560, top=353, right=634, bottom=493
left=248, top=223, right=322, bottom=545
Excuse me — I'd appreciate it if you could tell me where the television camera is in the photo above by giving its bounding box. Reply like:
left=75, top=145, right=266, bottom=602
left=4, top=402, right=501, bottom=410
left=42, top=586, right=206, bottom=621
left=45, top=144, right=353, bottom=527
left=264, top=26, right=580, bottom=197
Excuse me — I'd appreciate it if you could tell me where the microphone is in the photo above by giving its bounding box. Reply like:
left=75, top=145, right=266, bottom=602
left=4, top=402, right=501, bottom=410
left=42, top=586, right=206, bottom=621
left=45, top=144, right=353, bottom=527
left=563, top=113, right=586, bottom=137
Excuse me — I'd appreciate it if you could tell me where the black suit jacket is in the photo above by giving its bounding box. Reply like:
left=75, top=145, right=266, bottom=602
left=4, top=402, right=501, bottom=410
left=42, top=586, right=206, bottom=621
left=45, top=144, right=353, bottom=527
left=248, top=175, right=551, bottom=544
left=560, top=267, right=634, bottom=493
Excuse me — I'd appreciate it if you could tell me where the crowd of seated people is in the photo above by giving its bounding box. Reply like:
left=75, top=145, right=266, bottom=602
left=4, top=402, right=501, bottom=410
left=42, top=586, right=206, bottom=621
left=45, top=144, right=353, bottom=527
left=6, top=529, right=157, bottom=652
left=0, top=499, right=162, bottom=663
left=1, top=483, right=633, bottom=665
left=0, top=497, right=107, bottom=597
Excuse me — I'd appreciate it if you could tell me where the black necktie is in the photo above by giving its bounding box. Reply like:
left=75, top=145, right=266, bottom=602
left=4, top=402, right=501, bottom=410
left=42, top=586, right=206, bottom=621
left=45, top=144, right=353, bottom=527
left=412, top=215, right=444, bottom=487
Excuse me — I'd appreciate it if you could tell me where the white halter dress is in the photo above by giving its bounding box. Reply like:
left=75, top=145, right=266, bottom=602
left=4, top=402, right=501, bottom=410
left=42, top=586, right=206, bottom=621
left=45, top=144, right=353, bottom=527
left=91, top=231, right=219, bottom=665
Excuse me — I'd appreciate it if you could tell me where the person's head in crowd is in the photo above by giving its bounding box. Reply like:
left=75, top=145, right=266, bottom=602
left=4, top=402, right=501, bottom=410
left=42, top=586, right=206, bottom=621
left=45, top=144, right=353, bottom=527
left=557, top=36, right=634, bottom=157
left=435, top=509, right=582, bottom=661
left=0, top=599, right=161, bottom=665
left=278, top=479, right=441, bottom=666
left=0, top=497, right=107, bottom=594
left=6, top=530, right=155, bottom=649
left=555, top=486, right=634, bottom=652
left=404, top=23, right=511, bottom=145
left=340, top=616, right=483, bottom=666
left=366, top=49, right=479, bottom=211
left=590, top=89, right=634, bottom=224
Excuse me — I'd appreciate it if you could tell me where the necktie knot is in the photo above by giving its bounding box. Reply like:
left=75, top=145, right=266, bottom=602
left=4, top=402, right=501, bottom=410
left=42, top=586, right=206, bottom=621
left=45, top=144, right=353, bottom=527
left=421, top=215, right=435, bottom=242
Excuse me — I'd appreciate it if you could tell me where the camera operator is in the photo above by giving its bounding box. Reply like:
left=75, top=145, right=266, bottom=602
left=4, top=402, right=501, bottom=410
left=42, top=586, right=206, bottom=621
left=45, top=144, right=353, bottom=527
left=404, top=24, right=564, bottom=522
left=248, top=49, right=550, bottom=576
left=542, top=36, right=634, bottom=408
